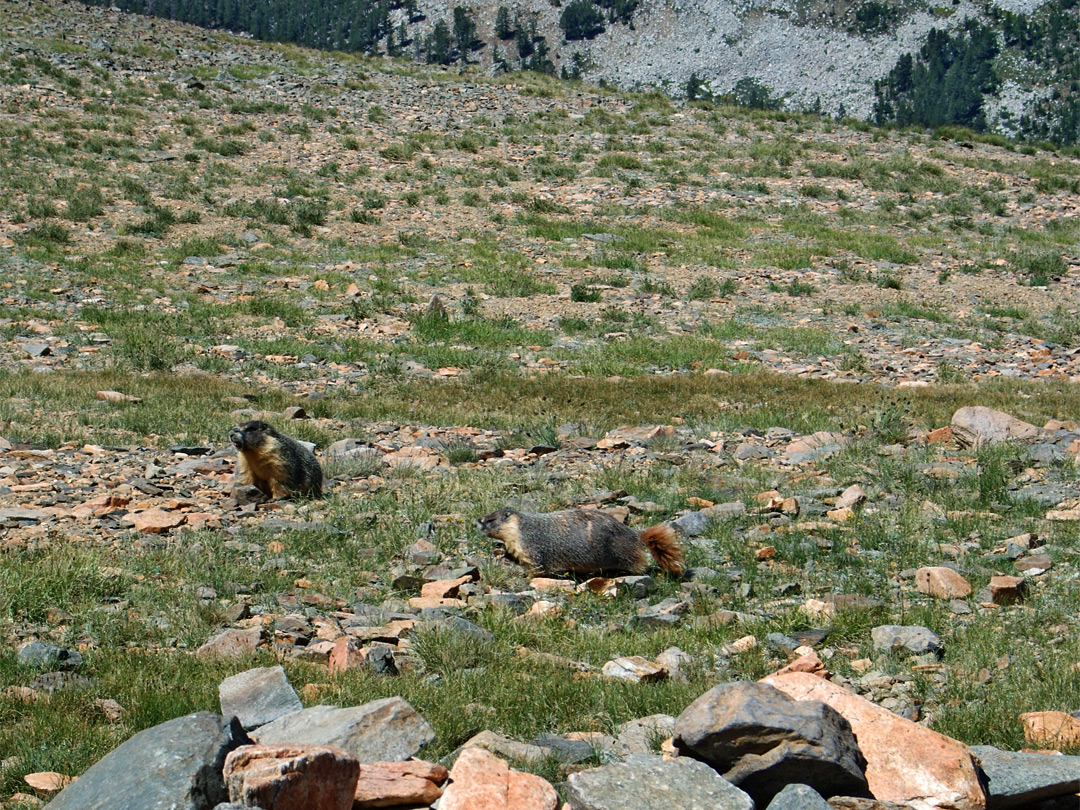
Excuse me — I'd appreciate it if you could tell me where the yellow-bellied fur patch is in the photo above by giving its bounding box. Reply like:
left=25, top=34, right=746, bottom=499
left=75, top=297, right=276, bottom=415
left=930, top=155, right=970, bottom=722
left=495, top=513, right=534, bottom=569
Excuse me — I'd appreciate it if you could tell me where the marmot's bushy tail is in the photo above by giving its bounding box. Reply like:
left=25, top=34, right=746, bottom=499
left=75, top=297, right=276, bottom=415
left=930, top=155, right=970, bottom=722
left=640, top=525, right=685, bottom=576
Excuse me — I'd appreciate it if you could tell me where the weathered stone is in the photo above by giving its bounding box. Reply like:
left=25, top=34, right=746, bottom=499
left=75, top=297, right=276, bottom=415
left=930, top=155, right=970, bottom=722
left=353, top=760, right=446, bottom=808
left=219, top=666, right=302, bottom=731
left=24, top=771, right=73, bottom=797
left=16, top=641, right=83, bottom=671
left=915, top=567, right=972, bottom=599
left=601, top=656, right=667, bottom=683
left=674, top=681, right=868, bottom=804
left=970, top=745, right=1080, bottom=809
left=129, top=508, right=187, bottom=533
left=951, top=407, right=1041, bottom=449
left=835, top=485, right=867, bottom=510
left=439, top=748, right=558, bottom=810
left=530, top=733, right=596, bottom=763
left=672, top=510, right=711, bottom=537
left=419, top=575, right=472, bottom=599
left=1020, top=711, right=1080, bottom=748
left=616, top=714, right=676, bottom=755
left=989, top=576, right=1026, bottom=604
left=870, top=625, right=942, bottom=655
left=763, top=671, right=988, bottom=810
left=462, top=730, right=548, bottom=763
left=224, top=744, right=359, bottom=810
left=566, top=753, right=754, bottom=810
left=767, top=783, right=832, bottom=810
left=252, top=698, right=434, bottom=763
left=47, top=712, right=251, bottom=810
left=197, top=627, right=265, bottom=660
left=701, top=501, right=747, bottom=519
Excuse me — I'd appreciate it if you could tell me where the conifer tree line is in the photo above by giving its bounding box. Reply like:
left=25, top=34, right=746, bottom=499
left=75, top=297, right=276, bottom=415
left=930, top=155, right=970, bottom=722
left=873, top=0, right=1078, bottom=145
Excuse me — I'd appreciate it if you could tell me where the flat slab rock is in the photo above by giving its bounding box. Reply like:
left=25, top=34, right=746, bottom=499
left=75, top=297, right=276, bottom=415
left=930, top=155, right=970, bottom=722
left=46, top=712, right=251, bottom=810
left=251, top=697, right=434, bottom=763
left=565, top=753, right=754, bottom=810
left=970, top=745, right=1080, bottom=809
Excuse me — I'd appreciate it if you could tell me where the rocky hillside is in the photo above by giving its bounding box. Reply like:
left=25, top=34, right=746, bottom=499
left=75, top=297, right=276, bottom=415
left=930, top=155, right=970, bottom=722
left=79, top=0, right=1080, bottom=142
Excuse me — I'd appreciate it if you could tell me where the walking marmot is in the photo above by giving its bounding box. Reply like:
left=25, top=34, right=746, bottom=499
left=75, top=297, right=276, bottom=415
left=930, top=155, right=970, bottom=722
left=476, top=508, right=684, bottom=576
left=229, top=420, right=323, bottom=500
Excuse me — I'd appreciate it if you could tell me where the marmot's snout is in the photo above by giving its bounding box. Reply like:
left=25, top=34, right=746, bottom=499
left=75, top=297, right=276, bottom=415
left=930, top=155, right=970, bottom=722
left=229, top=428, right=245, bottom=449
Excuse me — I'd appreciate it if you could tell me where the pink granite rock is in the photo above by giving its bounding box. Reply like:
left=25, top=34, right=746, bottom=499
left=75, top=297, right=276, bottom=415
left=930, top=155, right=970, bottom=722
left=762, top=671, right=987, bottom=810
left=915, top=567, right=972, bottom=599
left=224, top=743, right=359, bottom=810
left=439, top=748, right=557, bottom=810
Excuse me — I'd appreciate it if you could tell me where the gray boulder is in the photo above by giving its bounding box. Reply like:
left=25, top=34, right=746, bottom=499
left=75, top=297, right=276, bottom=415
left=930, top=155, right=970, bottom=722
left=47, top=712, right=250, bottom=810
left=674, top=681, right=869, bottom=804
left=566, top=754, right=754, bottom=810
left=218, top=666, right=302, bottom=730
left=971, top=745, right=1080, bottom=809
left=870, top=625, right=942, bottom=655
left=251, top=697, right=434, bottom=763
left=17, top=641, right=83, bottom=671
left=766, top=783, right=832, bottom=809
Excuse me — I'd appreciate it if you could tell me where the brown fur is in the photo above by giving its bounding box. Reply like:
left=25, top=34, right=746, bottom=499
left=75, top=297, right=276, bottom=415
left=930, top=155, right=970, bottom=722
left=230, top=420, right=322, bottom=500
left=476, top=508, right=684, bottom=576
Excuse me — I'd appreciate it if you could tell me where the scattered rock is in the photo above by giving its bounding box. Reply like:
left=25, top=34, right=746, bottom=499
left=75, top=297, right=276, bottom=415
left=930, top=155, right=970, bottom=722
left=24, top=771, right=74, bottom=798
left=914, top=567, right=972, bottom=599
left=602, top=656, right=668, bottom=683
left=1020, top=711, right=1080, bottom=748
left=951, top=407, right=1042, bottom=449
left=197, top=627, right=266, bottom=660
left=870, top=625, right=942, bottom=656
left=989, top=576, right=1026, bottom=605
left=16, top=641, right=83, bottom=671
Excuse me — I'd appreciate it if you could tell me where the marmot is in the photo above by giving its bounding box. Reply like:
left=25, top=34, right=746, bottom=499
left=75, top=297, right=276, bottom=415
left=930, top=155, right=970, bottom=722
left=476, top=508, right=684, bottom=576
left=229, top=420, right=323, bottom=500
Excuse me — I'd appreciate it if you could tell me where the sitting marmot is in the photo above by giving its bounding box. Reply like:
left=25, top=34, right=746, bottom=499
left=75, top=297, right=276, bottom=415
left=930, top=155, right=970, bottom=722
left=229, top=420, right=322, bottom=500
left=476, top=508, right=684, bottom=576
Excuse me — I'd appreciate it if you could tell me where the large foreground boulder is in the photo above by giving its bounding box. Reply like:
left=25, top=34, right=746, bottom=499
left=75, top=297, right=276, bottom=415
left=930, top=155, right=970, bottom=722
left=673, top=681, right=869, bottom=804
left=763, top=671, right=988, bottom=810
left=46, top=712, right=251, bottom=810
left=251, top=697, right=434, bottom=763
left=565, top=753, right=754, bottom=810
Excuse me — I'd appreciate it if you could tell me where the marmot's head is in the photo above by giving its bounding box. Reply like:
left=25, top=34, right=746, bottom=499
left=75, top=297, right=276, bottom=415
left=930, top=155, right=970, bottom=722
left=229, top=420, right=275, bottom=451
left=476, top=508, right=516, bottom=540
